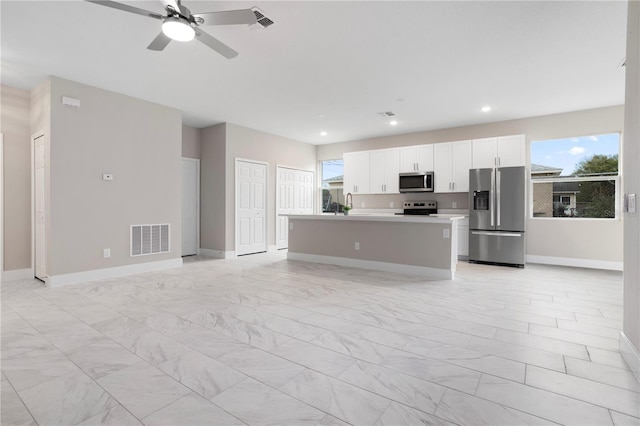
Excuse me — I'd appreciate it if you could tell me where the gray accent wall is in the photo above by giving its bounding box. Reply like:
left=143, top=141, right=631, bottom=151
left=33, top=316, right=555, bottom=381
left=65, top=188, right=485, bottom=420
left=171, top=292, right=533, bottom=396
left=46, top=77, right=182, bottom=276
left=318, top=106, right=625, bottom=265
left=1, top=85, right=32, bottom=271
left=623, top=0, right=640, bottom=365
left=200, top=123, right=226, bottom=253
left=182, top=125, right=201, bottom=159
left=289, top=218, right=453, bottom=270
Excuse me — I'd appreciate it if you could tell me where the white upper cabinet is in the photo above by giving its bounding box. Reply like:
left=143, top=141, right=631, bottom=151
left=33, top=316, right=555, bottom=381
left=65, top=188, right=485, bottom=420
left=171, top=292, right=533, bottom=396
left=472, top=135, right=525, bottom=168
left=343, top=151, right=370, bottom=194
left=370, top=148, right=400, bottom=194
left=434, top=140, right=472, bottom=193
left=496, top=135, right=526, bottom=167
left=399, top=144, right=434, bottom=173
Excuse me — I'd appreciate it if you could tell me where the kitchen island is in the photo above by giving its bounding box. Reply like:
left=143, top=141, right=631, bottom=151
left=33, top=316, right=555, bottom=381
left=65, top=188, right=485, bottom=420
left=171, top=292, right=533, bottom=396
left=286, top=214, right=464, bottom=279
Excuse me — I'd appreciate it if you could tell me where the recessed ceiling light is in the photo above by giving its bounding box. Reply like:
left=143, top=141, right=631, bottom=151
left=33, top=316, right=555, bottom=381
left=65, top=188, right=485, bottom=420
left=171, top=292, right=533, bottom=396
left=481, top=106, right=492, bottom=112
left=389, top=120, right=398, bottom=126
left=320, top=131, right=327, bottom=136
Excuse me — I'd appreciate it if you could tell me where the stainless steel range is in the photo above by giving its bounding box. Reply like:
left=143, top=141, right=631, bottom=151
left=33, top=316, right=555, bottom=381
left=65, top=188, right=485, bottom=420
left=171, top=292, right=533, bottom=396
left=401, top=200, right=437, bottom=215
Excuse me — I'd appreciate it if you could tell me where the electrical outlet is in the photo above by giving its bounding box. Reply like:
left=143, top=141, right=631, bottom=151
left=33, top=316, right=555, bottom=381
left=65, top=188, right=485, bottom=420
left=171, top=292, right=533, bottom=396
left=289, top=222, right=293, bottom=230
left=452, top=201, right=457, bottom=208
left=103, top=248, right=111, bottom=258
left=390, top=201, right=394, bottom=208
left=354, top=242, right=360, bottom=250
left=361, top=202, right=365, bottom=208
left=443, top=229, right=450, bottom=239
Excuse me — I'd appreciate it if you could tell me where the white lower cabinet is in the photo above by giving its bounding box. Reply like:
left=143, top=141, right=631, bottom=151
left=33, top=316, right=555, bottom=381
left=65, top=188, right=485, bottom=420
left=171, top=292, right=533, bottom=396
left=458, top=217, right=469, bottom=257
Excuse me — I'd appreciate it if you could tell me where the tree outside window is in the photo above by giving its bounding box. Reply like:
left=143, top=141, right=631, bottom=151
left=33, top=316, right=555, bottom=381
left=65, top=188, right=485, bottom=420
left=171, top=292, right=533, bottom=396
left=531, top=134, right=619, bottom=219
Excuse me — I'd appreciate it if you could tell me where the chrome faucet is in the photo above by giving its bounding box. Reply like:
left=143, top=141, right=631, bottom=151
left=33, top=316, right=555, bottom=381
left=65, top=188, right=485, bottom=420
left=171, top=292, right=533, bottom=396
left=346, top=192, right=353, bottom=209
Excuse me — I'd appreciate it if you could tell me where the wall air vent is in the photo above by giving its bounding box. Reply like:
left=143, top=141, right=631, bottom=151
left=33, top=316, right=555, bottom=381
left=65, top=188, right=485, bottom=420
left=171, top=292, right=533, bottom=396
left=251, top=7, right=274, bottom=29
left=378, top=111, right=396, bottom=117
left=131, top=224, right=170, bottom=257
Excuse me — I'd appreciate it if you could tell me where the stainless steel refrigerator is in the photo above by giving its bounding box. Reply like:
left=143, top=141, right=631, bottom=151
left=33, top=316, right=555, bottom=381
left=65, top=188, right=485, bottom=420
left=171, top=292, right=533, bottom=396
left=469, top=166, right=526, bottom=267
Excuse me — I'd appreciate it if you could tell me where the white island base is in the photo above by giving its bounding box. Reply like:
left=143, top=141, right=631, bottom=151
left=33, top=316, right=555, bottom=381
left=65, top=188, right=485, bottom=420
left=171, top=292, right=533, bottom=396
left=286, top=214, right=463, bottom=280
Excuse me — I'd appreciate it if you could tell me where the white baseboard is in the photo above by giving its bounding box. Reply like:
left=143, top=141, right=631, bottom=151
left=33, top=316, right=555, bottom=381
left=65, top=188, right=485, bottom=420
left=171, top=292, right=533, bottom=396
left=526, top=255, right=623, bottom=271
left=199, top=248, right=225, bottom=259
left=46, top=258, right=183, bottom=288
left=620, top=332, right=640, bottom=383
left=2, top=268, right=34, bottom=282
left=287, top=252, right=454, bottom=280
left=199, top=249, right=236, bottom=259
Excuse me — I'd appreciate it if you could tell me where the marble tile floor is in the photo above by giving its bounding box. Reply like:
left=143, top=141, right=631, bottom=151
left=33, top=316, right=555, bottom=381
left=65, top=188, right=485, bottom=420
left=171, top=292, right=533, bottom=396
left=1, top=252, right=639, bottom=425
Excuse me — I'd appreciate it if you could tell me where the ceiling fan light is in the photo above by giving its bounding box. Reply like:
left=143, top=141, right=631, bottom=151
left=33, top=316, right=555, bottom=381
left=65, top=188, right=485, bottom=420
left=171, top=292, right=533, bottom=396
left=162, top=18, right=195, bottom=42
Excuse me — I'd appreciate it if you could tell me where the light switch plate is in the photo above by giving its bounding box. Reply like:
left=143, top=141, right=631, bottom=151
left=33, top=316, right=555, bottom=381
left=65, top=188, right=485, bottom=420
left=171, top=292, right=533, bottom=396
left=628, top=193, right=637, bottom=213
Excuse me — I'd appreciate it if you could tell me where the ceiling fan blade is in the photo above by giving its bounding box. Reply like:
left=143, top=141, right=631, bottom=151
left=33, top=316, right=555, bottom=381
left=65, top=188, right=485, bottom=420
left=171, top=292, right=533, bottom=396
left=85, top=0, right=164, bottom=20
left=193, top=9, right=257, bottom=26
left=147, top=32, right=172, bottom=51
left=194, top=28, right=238, bottom=59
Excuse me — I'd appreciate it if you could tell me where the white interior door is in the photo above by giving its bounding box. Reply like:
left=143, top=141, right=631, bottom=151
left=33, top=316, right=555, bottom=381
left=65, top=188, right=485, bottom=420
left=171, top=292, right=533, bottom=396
left=276, top=167, right=296, bottom=250
left=276, top=167, right=314, bottom=250
left=34, top=135, right=46, bottom=280
left=181, top=158, right=199, bottom=256
left=236, top=160, right=267, bottom=256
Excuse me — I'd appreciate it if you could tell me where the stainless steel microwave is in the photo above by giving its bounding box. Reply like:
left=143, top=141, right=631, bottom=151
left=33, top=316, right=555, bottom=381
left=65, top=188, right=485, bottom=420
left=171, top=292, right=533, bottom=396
left=399, top=172, right=434, bottom=193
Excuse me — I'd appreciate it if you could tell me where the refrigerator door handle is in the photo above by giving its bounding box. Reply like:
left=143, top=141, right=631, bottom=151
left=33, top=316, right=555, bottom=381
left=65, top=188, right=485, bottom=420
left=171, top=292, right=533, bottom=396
left=496, top=170, right=501, bottom=227
left=472, top=231, right=523, bottom=237
left=490, top=169, right=495, bottom=227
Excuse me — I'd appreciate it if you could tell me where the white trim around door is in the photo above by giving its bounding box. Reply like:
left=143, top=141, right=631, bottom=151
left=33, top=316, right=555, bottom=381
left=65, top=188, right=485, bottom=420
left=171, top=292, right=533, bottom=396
left=31, top=130, right=46, bottom=281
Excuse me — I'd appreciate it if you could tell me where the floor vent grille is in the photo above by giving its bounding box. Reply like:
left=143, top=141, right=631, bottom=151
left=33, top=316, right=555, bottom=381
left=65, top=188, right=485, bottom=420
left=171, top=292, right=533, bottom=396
left=131, top=224, right=170, bottom=257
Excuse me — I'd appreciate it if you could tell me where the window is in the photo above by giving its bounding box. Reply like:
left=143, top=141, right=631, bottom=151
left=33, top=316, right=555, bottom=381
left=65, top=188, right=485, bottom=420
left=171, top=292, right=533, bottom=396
left=531, top=133, right=619, bottom=219
left=320, top=159, right=344, bottom=213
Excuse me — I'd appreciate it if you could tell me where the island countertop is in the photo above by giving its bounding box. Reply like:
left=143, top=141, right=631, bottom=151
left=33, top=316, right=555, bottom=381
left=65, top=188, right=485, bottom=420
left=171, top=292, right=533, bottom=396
left=285, top=214, right=464, bottom=224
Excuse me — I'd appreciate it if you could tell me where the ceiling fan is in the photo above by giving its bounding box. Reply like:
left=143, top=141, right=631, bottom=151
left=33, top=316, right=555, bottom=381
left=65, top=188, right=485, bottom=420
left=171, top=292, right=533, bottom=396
left=85, top=0, right=258, bottom=59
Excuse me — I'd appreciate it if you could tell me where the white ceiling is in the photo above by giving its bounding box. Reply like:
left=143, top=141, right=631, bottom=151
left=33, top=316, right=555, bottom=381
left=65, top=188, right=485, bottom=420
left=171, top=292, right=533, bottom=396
left=1, top=1, right=628, bottom=145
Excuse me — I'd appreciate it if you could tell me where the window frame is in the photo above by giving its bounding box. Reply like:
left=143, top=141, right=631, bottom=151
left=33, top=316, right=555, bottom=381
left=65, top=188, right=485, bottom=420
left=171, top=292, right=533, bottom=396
left=529, top=132, right=621, bottom=221
left=319, top=159, right=345, bottom=214
left=530, top=172, right=621, bottom=221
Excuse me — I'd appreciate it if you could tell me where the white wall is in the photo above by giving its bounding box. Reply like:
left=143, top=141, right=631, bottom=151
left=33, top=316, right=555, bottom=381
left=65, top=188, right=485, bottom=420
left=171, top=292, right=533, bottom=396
left=318, top=106, right=625, bottom=267
left=1, top=85, right=32, bottom=271
left=46, top=77, right=182, bottom=276
left=622, top=0, right=640, bottom=372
